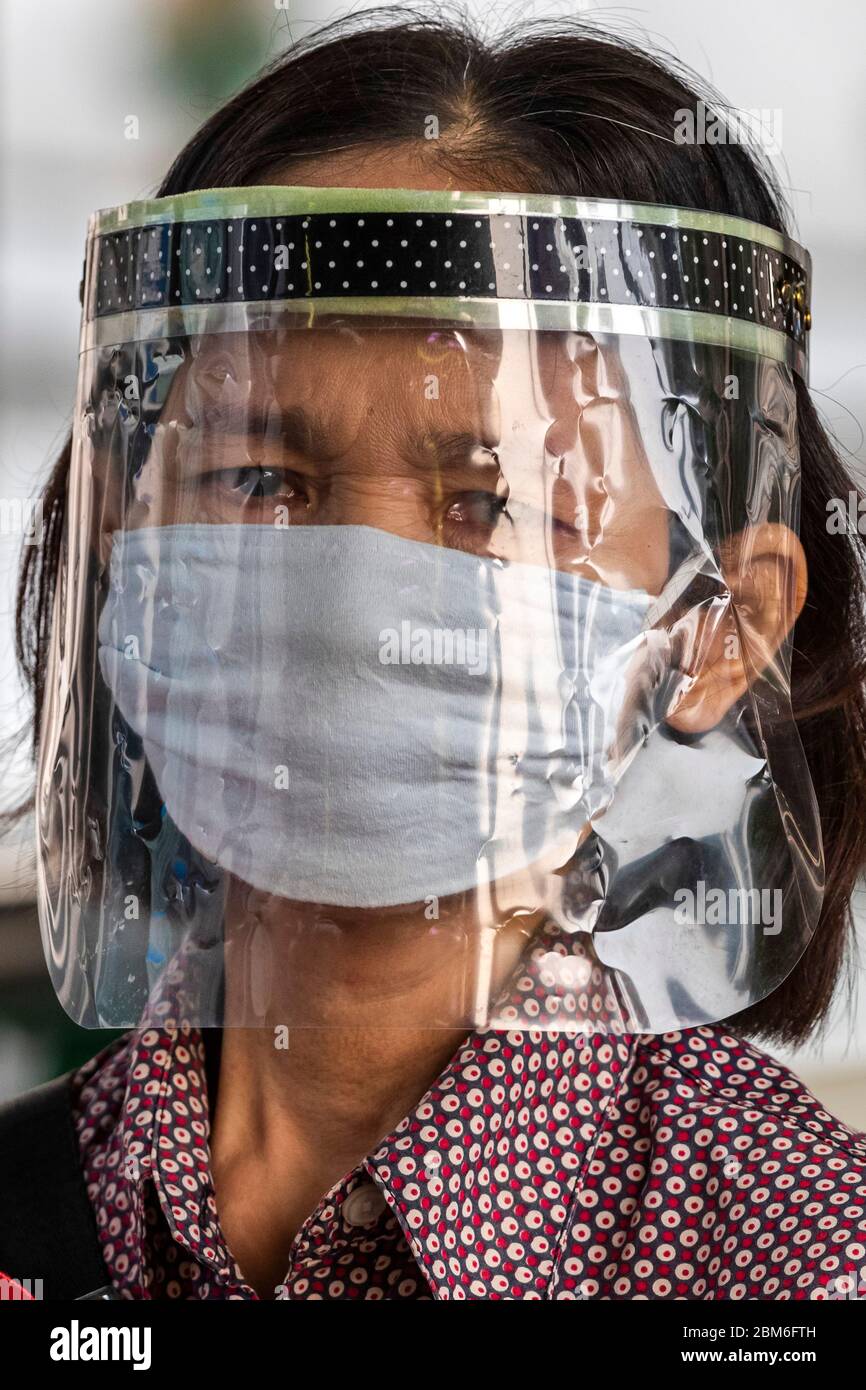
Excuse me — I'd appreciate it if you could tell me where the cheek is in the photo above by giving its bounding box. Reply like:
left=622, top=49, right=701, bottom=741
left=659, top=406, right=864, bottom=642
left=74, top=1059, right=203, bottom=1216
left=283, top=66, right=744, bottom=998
left=639, top=513, right=672, bottom=593
left=602, top=506, right=670, bottom=593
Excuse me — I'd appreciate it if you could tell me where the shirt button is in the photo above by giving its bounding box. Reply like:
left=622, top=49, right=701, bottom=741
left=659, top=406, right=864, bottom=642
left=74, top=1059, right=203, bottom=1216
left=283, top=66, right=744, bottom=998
left=341, top=1183, right=387, bottom=1229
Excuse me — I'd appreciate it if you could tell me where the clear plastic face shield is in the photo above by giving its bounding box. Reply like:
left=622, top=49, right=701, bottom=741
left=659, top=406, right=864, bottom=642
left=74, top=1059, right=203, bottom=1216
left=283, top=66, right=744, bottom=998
left=36, top=188, right=820, bottom=1031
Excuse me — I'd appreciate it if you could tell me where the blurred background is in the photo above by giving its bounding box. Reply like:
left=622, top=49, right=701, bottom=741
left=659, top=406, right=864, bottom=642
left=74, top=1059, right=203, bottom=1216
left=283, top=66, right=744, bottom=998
left=1, top=0, right=864, bottom=1121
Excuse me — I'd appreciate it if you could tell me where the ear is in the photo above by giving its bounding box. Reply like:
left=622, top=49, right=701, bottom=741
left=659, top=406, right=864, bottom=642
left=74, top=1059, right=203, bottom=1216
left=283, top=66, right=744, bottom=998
left=665, top=523, right=808, bottom=735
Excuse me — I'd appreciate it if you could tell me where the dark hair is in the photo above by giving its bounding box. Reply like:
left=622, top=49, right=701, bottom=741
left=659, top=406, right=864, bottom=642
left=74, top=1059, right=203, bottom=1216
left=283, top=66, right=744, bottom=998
left=15, top=7, right=866, bottom=1044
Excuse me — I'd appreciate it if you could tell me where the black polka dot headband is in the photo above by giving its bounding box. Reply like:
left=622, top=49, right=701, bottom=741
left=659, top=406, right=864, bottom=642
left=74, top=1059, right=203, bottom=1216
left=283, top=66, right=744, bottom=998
left=81, top=187, right=812, bottom=379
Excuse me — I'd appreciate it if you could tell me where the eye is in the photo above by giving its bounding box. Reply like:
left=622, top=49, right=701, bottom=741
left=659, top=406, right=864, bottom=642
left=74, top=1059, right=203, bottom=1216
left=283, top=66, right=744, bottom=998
left=444, top=490, right=511, bottom=530
left=195, top=353, right=237, bottom=391
left=209, top=465, right=309, bottom=504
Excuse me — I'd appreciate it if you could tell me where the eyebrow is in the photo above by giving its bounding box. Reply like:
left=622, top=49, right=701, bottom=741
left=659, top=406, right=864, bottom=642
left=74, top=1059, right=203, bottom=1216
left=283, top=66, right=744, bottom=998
left=188, top=397, right=344, bottom=463
left=404, top=430, right=502, bottom=481
left=270, top=405, right=343, bottom=462
left=185, top=390, right=503, bottom=481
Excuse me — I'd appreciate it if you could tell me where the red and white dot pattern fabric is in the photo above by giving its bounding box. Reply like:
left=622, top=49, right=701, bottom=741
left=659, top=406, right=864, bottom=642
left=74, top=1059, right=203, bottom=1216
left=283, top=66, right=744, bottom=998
left=72, top=1018, right=866, bottom=1300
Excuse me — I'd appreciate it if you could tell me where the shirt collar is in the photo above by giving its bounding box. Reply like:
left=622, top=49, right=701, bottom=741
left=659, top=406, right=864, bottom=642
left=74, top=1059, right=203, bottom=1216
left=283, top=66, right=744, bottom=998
left=367, top=1027, right=635, bottom=1299
left=116, top=1026, right=239, bottom=1288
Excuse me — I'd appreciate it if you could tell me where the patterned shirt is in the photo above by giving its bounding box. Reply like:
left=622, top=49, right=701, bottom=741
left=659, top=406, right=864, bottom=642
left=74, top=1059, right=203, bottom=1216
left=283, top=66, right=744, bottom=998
left=72, top=1016, right=866, bottom=1300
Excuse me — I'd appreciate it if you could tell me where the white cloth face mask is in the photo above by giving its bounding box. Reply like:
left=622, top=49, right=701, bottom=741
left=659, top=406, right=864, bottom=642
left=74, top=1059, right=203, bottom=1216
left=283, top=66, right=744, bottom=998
left=98, top=523, right=651, bottom=909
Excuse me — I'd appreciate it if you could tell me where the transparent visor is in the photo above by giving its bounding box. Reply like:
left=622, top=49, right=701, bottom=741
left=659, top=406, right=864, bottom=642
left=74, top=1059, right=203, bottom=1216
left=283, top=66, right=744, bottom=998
left=36, top=190, right=821, bottom=1031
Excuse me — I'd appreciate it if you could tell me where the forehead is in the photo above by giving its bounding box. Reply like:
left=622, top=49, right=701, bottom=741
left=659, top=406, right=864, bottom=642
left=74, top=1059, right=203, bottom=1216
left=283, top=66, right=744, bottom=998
left=183, top=324, right=579, bottom=438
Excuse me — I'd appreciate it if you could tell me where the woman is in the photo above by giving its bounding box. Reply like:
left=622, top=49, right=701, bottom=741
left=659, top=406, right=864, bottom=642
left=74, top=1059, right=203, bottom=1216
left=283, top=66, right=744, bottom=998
left=2, top=10, right=866, bottom=1301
